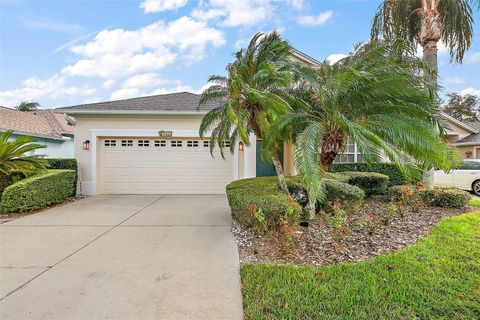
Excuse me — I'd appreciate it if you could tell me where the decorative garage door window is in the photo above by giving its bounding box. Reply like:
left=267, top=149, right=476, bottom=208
left=154, top=140, right=167, bottom=147
left=138, top=140, right=150, bottom=147
left=121, top=140, right=133, bottom=147
left=104, top=139, right=117, bottom=147
left=187, top=140, right=199, bottom=147
left=203, top=141, right=210, bottom=147
left=171, top=140, right=183, bottom=147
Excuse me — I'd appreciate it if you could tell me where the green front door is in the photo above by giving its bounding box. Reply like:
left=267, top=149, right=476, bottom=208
left=256, top=140, right=283, bottom=177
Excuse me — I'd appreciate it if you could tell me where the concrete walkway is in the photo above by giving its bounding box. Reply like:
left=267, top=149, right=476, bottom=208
left=0, top=195, right=243, bottom=320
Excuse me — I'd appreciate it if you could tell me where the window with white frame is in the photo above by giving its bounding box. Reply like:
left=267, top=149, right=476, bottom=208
left=334, top=139, right=365, bottom=163
left=121, top=140, right=133, bottom=147
left=138, top=140, right=150, bottom=147
left=187, top=140, right=199, bottom=147
left=171, top=140, right=183, bottom=147
left=154, top=140, right=166, bottom=147
left=104, top=139, right=117, bottom=147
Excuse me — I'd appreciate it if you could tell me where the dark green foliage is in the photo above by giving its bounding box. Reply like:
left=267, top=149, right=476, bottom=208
left=342, top=171, right=390, bottom=196
left=287, top=176, right=365, bottom=212
left=0, top=169, right=76, bottom=213
left=241, top=212, right=480, bottom=319
left=419, top=188, right=470, bottom=208
left=0, top=172, right=11, bottom=196
left=226, top=177, right=301, bottom=232
left=46, top=158, right=77, bottom=171
left=387, top=185, right=405, bottom=201
left=329, top=162, right=407, bottom=186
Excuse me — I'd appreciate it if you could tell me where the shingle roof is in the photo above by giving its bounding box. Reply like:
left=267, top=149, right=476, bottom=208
left=454, top=133, right=480, bottom=145
left=0, top=107, right=73, bottom=140
left=465, top=122, right=480, bottom=131
left=56, top=92, right=221, bottom=114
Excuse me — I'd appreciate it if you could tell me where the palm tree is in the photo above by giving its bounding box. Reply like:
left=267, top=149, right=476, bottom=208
left=0, top=131, right=47, bottom=175
left=268, top=41, right=458, bottom=218
left=371, top=0, right=479, bottom=87
left=15, top=101, right=40, bottom=112
left=198, top=31, right=303, bottom=194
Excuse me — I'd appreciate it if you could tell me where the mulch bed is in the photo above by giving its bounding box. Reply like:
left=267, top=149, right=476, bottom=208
left=233, top=197, right=474, bottom=266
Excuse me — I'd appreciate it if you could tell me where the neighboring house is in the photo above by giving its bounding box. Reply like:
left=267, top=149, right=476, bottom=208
left=440, top=112, right=480, bottom=159
left=0, top=106, right=75, bottom=158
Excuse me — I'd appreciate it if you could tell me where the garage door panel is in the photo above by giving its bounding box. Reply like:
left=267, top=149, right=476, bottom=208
left=99, top=138, right=233, bottom=194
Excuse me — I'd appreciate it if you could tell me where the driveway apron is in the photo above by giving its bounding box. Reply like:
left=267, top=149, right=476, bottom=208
left=0, top=195, right=243, bottom=320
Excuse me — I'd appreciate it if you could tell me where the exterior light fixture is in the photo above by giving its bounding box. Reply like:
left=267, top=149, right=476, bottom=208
left=238, top=142, right=244, bottom=151
left=83, top=140, right=90, bottom=151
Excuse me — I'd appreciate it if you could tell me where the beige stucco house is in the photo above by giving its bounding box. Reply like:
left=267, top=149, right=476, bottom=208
left=56, top=92, right=299, bottom=196
left=441, top=112, right=480, bottom=159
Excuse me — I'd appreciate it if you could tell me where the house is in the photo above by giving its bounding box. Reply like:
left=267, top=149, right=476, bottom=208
left=56, top=92, right=297, bottom=195
left=440, top=112, right=480, bottom=159
left=0, top=106, right=75, bottom=158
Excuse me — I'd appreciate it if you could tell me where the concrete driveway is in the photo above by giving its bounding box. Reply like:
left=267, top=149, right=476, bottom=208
left=0, top=195, right=243, bottom=320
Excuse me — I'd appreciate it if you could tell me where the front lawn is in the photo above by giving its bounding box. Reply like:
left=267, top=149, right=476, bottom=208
left=241, top=211, right=480, bottom=319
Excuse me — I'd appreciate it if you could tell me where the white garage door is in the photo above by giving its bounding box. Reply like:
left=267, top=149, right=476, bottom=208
left=99, top=138, right=232, bottom=194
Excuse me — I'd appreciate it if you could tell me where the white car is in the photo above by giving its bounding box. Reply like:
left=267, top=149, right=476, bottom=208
left=434, top=159, right=480, bottom=196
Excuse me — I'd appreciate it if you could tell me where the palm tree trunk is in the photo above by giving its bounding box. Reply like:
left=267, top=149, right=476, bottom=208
left=272, top=153, right=289, bottom=195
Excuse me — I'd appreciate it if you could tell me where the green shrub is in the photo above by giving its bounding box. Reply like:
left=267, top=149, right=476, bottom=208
left=46, top=158, right=77, bottom=171
left=46, top=158, right=77, bottom=192
left=387, top=185, right=405, bottom=201
left=329, top=162, right=408, bottom=186
left=342, top=171, right=389, bottom=196
left=287, top=176, right=365, bottom=212
left=419, top=188, right=470, bottom=208
left=324, top=172, right=349, bottom=183
left=0, top=169, right=76, bottom=213
left=226, top=177, right=301, bottom=233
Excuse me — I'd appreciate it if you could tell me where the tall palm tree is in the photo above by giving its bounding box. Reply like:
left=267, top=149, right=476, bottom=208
left=371, top=0, right=479, bottom=86
left=0, top=131, right=47, bottom=175
left=198, top=31, right=303, bottom=194
left=15, top=101, right=40, bottom=112
left=268, top=41, right=458, bottom=217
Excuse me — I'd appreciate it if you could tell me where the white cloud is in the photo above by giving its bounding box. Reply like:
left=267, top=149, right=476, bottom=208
left=286, top=0, right=304, bottom=10
left=102, top=79, right=117, bottom=89
left=139, top=0, right=188, bottom=13
left=18, top=15, right=84, bottom=34
left=466, top=52, right=480, bottom=64
left=48, top=30, right=99, bottom=56
left=62, top=17, right=225, bottom=78
left=0, top=74, right=95, bottom=107
left=110, top=88, right=142, bottom=100
left=191, top=0, right=272, bottom=27
left=460, top=87, right=480, bottom=96
left=444, top=76, right=466, bottom=85
left=326, top=53, right=347, bottom=65
left=297, top=10, right=333, bottom=26
left=122, top=73, right=168, bottom=88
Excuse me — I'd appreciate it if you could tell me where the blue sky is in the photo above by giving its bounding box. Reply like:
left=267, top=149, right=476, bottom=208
left=0, top=0, right=479, bottom=108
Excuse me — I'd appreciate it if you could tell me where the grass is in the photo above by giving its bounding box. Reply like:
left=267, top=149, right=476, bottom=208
left=241, top=211, right=480, bottom=320
left=469, top=198, right=480, bottom=207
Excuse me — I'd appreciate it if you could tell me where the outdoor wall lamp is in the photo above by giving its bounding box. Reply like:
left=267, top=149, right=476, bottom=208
left=83, top=140, right=90, bottom=151
left=238, top=142, right=244, bottom=151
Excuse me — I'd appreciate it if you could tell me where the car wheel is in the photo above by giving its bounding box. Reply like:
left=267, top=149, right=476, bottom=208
left=473, top=180, right=480, bottom=196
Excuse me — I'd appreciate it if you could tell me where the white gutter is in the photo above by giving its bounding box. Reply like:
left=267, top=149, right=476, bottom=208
left=452, top=141, right=480, bottom=146
left=54, top=109, right=208, bottom=116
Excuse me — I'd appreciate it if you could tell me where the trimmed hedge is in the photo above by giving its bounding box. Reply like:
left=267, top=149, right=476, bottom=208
left=0, top=169, right=76, bottom=213
left=388, top=185, right=470, bottom=208
left=329, top=162, right=406, bottom=186
left=287, top=176, right=365, bottom=212
left=226, top=177, right=301, bottom=232
left=342, top=171, right=390, bottom=196
left=0, top=173, right=11, bottom=196
left=419, top=188, right=470, bottom=208
left=46, top=158, right=77, bottom=171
